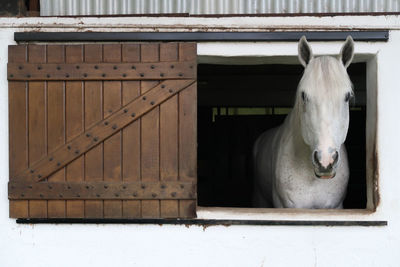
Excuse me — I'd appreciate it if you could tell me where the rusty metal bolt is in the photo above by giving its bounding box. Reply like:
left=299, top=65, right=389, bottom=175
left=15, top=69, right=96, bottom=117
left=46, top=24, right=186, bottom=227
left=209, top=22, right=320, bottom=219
left=67, top=145, right=71, bottom=150
left=112, top=124, right=117, bottom=130
left=150, top=101, right=155, bottom=105
left=57, top=162, right=61, bottom=166
left=131, top=65, right=136, bottom=69
left=26, top=74, right=31, bottom=78
left=93, top=137, right=98, bottom=142
left=151, top=65, right=155, bottom=69
left=161, top=184, right=166, bottom=189
left=56, top=66, right=61, bottom=70
left=30, top=169, right=34, bottom=173
left=123, top=109, right=128, bottom=113
left=115, top=193, right=119, bottom=197
left=170, top=65, right=174, bottom=69
left=142, top=96, right=146, bottom=100
left=140, top=73, right=144, bottom=77
left=102, top=73, right=106, bottom=77
left=47, top=74, right=51, bottom=78
left=86, top=185, right=90, bottom=189
left=171, top=192, right=177, bottom=197
left=76, top=65, right=80, bottom=69
left=83, top=73, right=88, bottom=77
left=65, top=74, right=70, bottom=78
left=133, top=192, right=138, bottom=197
left=178, top=73, right=183, bottom=77
left=37, top=66, right=42, bottom=70
left=169, top=89, right=173, bottom=93
left=37, top=174, right=42, bottom=179
left=9, top=74, right=14, bottom=78
left=161, top=85, right=165, bottom=88
left=104, top=121, right=109, bottom=125
left=86, top=133, right=91, bottom=137
left=160, top=73, right=164, bottom=77
left=104, top=185, right=108, bottom=189
left=122, top=73, right=127, bottom=77
left=94, top=65, right=99, bottom=69
left=122, top=185, right=127, bottom=189
left=49, top=157, right=53, bottom=161
left=18, top=66, right=23, bottom=70
left=131, top=113, right=136, bottom=117
left=152, top=193, right=157, bottom=198
left=75, top=150, right=79, bottom=154
left=59, top=194, right=63, bottom=198
left=40, top=194, right=44, bottom=198
left=141, top=184, right=146, bottom=189
left=113, top=66, right=118, bottom=70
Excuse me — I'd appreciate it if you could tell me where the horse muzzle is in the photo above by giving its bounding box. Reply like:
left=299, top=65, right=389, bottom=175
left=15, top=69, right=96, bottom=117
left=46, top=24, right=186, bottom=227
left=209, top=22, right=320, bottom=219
left=312, top=149, right=339, bottom=179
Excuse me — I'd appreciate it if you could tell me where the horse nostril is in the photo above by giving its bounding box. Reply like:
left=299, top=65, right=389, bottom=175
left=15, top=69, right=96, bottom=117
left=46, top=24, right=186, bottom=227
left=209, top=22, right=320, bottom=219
left=313, top=150, right=321, bottom=166
left=332, top=151, right=339, bottom=165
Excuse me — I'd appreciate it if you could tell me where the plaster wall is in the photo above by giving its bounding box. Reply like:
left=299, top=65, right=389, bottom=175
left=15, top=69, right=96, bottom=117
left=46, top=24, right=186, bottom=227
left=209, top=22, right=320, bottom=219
left=0, top=16, right=399, bottom=267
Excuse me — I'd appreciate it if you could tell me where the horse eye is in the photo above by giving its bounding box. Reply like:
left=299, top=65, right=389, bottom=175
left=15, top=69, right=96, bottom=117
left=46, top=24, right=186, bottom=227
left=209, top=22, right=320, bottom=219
left=301, top=92, right=307, bottom=103
left=345, top=92, right=352, bottom=102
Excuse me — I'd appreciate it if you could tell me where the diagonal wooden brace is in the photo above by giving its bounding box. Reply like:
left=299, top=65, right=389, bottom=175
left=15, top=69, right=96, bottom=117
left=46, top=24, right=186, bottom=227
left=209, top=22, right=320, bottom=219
left=14, top=79, right=196, bottom=183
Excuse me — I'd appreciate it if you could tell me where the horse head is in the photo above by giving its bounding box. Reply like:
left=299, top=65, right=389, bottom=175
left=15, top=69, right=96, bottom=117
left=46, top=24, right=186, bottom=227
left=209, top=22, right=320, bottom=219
left=297, top=36, right=354, bottom=179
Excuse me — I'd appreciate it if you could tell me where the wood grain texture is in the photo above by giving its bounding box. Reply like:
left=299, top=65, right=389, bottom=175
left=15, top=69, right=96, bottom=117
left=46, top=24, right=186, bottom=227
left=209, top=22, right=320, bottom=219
left=178, top=43, right=197, bottom=218
left=65, top=45, right=84, bottom=218
left=103, top=44, right=123, bottom=218
left=160, top=43, right=179, bottom=218
left=9, top=45, right=29, bottom=218
left=84, top=44, right=104, bottom=218
left=140, top=43, right=160, bottom=218
left=47, top=45, right=66, bottom=218
left=122, top=44, right=141, bottom=218
left=28, top=45, right=47, bottom=218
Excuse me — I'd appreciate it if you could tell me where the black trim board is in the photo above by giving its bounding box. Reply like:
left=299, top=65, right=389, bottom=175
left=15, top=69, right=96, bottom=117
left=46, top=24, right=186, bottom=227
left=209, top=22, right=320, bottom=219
left=15, top=31, right=389, bottom=42
left=16, top=218, right=387, bottom=226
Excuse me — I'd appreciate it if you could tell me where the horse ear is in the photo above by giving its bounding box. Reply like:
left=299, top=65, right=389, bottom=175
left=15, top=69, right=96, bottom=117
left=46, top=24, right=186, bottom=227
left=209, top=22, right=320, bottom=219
left=339, top=36, right=354, bottom=68
left=298, top=36, right=313, bottom=67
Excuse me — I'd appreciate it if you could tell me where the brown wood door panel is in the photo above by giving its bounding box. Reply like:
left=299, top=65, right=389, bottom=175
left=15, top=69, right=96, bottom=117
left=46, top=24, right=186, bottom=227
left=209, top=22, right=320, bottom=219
left=8, top=43, right=197, bottom=219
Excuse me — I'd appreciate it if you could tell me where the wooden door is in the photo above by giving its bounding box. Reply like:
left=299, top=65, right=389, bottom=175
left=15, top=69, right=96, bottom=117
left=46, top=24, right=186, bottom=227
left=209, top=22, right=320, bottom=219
left=8, top=43, right=197, bottom=219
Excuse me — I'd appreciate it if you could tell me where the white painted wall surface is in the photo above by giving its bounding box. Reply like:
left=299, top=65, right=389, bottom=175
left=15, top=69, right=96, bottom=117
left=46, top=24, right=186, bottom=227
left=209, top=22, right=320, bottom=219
left=0, top=16, right=399, bottom=267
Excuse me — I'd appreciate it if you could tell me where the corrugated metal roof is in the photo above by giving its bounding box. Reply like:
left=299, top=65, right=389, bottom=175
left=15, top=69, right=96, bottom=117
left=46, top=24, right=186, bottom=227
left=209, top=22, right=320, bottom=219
left=40, top=0, right=400, bottom=16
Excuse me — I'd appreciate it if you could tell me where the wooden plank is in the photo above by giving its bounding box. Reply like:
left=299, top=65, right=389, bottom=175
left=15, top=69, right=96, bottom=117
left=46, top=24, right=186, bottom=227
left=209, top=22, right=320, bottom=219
left=178, top=43, right=197, bottom=218
left=65, top=45, right=84, bottom=218
left=9, top=45, right=29, bottom=218
left=141, top=43, right=160, bottom=218
left=9, top=181, right=196, bottom=200
left=14, top=79, right=194, bottom=183
left=7, top=62, right=195, bottom=81
left=122, top=44, right=141, bottom=218
left=28, top=45, right=47, bottom=218
left=160, top=43, right=179, bottom=218
left=47, top=45, right=66, bottom=218
left=84, top=44, right=104, bottom=218
left=103, top=44, right=122, bottom=218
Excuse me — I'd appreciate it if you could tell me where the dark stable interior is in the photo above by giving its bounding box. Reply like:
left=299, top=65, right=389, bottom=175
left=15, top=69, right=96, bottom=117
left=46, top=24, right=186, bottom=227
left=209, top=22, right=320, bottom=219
left=197, top=63, right=367, bottom=209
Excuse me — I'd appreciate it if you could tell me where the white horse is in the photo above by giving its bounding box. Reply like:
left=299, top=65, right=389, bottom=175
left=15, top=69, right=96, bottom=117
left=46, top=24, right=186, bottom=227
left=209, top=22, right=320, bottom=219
left=253, top=36, right=354, bottom=209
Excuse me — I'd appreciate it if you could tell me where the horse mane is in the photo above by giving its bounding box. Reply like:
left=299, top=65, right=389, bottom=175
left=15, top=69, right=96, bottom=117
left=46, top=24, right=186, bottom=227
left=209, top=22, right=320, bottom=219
left=293, top=56, right=353, bottom=113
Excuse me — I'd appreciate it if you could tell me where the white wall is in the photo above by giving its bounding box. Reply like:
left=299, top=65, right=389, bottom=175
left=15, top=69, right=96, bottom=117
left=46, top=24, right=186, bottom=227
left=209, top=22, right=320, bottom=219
left=1, top=16, right=400, bottom=267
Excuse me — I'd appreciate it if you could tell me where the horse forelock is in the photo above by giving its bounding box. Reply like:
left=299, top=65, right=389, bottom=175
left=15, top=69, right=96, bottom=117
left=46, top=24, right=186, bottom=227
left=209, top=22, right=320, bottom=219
left=296, top=56, right=353, bottom=107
